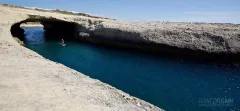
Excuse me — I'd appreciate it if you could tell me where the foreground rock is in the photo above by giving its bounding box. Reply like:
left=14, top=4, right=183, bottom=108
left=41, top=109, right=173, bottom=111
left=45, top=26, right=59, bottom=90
left=0, top=5, right=162, bottom=111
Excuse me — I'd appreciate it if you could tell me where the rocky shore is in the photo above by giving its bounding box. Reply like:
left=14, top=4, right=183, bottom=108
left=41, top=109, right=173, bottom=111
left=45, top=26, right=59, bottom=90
left=75, top=19, right=240, bottom=62
left=0, top=3, right=240, bottom=110
left=0, top=4, right=162, bottom=111
left=5, top=4, right=240, bottom=61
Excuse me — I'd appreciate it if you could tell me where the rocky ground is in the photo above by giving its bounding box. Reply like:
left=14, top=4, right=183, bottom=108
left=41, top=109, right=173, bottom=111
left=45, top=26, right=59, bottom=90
left=0, top=5, right=162, bottom=111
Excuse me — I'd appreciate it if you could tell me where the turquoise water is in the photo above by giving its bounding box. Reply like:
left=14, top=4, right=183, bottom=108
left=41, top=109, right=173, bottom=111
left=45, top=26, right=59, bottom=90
left=23, top=27, right=240, bottom=111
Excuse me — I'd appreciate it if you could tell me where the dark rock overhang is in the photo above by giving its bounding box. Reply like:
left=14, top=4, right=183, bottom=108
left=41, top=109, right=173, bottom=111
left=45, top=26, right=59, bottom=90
left=10, top=15, right=79, bottom=41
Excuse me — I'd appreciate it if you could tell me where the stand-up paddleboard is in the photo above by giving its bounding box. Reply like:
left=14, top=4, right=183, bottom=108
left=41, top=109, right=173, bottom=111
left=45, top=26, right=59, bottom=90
left=59, top=43, right=66, bottom=46
left=61, top=43, right=66, bottom=46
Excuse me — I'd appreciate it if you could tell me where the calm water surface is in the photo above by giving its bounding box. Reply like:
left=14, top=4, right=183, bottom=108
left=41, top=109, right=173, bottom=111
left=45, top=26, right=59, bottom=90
left=23, top=27, right=240, bottom=111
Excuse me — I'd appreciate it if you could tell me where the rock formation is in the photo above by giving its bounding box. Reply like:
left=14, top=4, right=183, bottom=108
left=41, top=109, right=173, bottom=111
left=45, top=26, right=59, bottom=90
left=75, top=18, right=240, bottom=61
left=8, top=4, right=240, bottom=61
left=0, top=4, right=162, bottom=111
left=1, top=3, right=240, bottom=110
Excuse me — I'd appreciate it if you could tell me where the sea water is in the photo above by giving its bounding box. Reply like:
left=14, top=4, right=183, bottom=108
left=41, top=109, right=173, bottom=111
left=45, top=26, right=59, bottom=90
left=23, top=27, right=240, bottom=111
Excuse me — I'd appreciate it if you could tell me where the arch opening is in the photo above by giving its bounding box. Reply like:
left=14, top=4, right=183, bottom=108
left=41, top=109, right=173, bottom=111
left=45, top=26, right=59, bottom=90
left=10, top=16, right=79, bottom=42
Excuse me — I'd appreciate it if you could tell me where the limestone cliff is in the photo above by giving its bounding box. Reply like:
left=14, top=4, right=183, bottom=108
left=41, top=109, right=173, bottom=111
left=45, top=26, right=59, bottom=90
left=74, top=18, right=240, bottom=61
left=5, top=4, right=240, bottom=61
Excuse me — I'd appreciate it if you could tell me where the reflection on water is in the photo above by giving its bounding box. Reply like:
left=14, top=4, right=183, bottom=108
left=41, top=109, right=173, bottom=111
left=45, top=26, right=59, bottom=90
left=24, top=27, right=240, bottom=111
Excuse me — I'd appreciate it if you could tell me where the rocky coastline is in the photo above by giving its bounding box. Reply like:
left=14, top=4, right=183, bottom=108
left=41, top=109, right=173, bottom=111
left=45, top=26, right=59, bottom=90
left=5, top=4, right=240, bottom=61
left=0, top=4, right=162, bottom=111
left=75, top=20, right=240, bottom=62
left=1, top=3, right=240, bottom=110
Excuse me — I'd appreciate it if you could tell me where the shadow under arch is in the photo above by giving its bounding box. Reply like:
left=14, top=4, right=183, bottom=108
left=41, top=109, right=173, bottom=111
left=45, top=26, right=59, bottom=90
left=10, top=15, right=79, bottom=41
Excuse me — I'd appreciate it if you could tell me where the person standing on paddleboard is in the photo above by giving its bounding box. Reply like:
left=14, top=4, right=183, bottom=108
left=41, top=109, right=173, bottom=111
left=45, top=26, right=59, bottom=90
left=61, top=39, right=65, bottom=45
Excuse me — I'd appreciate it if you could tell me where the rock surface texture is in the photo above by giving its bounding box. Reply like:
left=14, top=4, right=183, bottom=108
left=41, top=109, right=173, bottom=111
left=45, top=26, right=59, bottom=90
left=79, top=19, right=240, bottom=61
left=0, top=5, right=162, bottom=111
left=5, top=4, right=240, bottom=61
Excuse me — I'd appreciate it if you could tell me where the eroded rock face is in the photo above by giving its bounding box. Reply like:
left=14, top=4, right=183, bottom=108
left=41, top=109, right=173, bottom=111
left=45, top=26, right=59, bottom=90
left=6, top=4, right=240, bottom=61
left=10, top=23, right=25, bottom=40
left=79, top=32, right=90, bottom=37
left=83, top=21, right=240, bottom=53
left=73, top=20, right=240, bottom=61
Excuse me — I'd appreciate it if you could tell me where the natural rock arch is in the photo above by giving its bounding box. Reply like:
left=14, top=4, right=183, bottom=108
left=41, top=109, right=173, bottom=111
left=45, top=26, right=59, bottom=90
left=10, top=15, right=78, bottom=41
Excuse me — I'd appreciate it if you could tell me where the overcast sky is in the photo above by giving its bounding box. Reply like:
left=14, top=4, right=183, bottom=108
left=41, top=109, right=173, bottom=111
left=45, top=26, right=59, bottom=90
left=1, top=0, right=240, bottom=23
